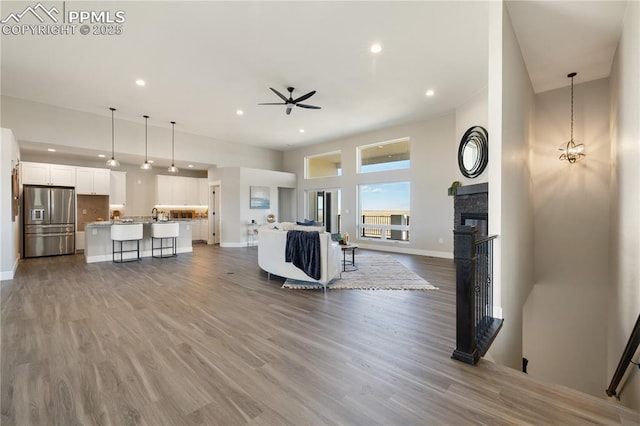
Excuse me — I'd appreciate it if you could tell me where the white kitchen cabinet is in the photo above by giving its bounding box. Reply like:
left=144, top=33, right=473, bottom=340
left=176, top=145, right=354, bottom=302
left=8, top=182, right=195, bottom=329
left=156, top=175, right=202, bottom=205
left=110, top=171, right=127, bottom=205
left=76, top=231, right=85, bottom=252
left=76, top=167, right=111, bottom=195
left=156, top=175, right=172, bottom=205
left=21, top=162, right=76, bottom=186
left=185, top=179, right=199, bottom=205
left=191, top=220, right=201, bottom=241
left=200, top=219, right=209, bottom=242
left=199, top=179, right=209, bottom=206
left=192, top=219, right=209, bottom=242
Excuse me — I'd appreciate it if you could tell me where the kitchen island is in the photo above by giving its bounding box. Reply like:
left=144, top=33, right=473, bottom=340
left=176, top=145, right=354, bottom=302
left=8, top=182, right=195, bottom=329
left=84, top=221, right=193, bottom=263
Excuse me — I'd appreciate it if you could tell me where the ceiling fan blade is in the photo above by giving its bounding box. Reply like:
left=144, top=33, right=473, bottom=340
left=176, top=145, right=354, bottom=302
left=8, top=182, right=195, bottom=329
left=270, top=87, right=288, bottom=102
left=296, top=104, right=321, bottom=110
left=292, top=90, right=316, bottom=104
left=258, top=102, right=286, bottom=105
left=286, top=104, right=293, bottom=115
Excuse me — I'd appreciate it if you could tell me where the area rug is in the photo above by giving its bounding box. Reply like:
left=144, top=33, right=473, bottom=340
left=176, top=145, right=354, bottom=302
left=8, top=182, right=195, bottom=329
left=282, top=255, right=438, bottom=290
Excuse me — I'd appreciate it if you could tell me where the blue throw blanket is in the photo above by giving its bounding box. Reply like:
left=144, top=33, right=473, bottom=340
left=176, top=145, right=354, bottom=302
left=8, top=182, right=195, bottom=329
left=285, top=230, right=321, bottom=280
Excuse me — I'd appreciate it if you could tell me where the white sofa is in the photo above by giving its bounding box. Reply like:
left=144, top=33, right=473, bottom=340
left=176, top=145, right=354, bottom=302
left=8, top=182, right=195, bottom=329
left=258, top=225, right=342, bottom=288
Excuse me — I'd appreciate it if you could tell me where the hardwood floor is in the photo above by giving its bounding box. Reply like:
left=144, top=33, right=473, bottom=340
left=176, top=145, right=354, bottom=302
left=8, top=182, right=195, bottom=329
left=2, top=245, right=638, bottom=425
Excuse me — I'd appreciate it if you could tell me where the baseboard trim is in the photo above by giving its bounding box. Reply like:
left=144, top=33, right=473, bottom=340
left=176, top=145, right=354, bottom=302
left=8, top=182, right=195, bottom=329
left=220, top=242, right=254, bottom=248
left=355, top=243, right=453, bottom=259
left=0, top=256, right=19, bottom=281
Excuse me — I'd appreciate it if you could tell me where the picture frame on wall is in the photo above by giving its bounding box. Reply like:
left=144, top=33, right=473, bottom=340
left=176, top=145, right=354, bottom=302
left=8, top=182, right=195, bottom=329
left=250, top=186, right=270, bottom=209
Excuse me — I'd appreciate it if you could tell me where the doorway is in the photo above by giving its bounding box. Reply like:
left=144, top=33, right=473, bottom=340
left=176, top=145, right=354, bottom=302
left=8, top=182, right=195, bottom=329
left=209, top=185, right=221, bottom=244
left=306, top=189, right=341, bottom=233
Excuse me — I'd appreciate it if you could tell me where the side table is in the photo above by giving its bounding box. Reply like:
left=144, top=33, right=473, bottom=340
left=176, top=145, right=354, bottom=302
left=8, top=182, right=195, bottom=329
left=340, top=243, right=358, bottom=272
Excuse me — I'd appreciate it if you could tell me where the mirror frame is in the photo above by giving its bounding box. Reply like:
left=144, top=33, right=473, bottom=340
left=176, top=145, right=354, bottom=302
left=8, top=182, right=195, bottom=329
left=458, top=126, right=488, bottom=178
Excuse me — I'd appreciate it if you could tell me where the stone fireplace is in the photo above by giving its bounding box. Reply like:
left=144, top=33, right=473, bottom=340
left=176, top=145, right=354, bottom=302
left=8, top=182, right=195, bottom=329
left=453, top=182, right=488, bottom=236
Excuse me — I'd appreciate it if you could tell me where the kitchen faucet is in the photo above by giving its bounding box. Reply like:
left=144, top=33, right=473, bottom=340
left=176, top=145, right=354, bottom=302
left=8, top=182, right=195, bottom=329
left=151, top=207, right=158, bottom=222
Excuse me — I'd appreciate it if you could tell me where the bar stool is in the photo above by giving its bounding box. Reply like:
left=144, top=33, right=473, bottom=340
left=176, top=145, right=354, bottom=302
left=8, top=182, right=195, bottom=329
left=151, top=222, right=179, bottom=258
left=111, top=223, right=143, bottom=263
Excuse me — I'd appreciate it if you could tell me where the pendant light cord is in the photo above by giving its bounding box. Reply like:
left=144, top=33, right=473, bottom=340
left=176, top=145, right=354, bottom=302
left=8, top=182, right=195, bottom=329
left=110, top=107, right=115, bottom=158
left=144, top=115, right=149, bottom=161
left=171, top=121, right=176, bottom=165
left=570, top=75, right=574, bottom=143
left=567, top=72, right=576, bottom=143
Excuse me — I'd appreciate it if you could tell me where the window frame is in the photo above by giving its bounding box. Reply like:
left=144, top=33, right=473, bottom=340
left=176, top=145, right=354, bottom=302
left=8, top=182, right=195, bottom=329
left=304, top=150, right=343, bottom=179
left=357, top=137, right=410, bottom=174
left=357, top=181, right=410, bottom=243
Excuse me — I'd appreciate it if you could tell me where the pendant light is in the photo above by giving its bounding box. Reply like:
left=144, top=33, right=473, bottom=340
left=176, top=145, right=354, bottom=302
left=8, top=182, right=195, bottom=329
left=558, top=72, right=585, bottom=164
left=106, top=107, right=120, bottom=167
left=168, top=121, right=179, bottom=173
left=140, top=115, right=152, bottom=170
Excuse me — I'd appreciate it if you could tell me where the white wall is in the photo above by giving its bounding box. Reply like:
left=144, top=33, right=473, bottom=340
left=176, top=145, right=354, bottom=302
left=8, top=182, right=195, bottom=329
left=608, top=0, right=640, bottom=410
left=486, top=3, right=535, bottom=370
left=455, top=87, right=489, bottom=185
left=215, top=167, right=296, bottom=247
left=1, top=128, right=21, bottom=281
left=283, top=114, right=457, bottom=258
left=1, top=96, right=283, bottom=171
left=525, top=78, right=610, bottom=398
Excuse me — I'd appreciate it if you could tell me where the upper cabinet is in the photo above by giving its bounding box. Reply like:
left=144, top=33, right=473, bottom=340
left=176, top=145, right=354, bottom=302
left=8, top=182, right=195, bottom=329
left=199, top=178, right=209, bottom=206
left=76, top=167, right=110, bottom=195
left=156, top=175, right=173, bottom=205
left=110, top=171, right=127, bottom=205
left=156, top=175, right=206, bottom=205
left=21, top=162, right=76, bottom=187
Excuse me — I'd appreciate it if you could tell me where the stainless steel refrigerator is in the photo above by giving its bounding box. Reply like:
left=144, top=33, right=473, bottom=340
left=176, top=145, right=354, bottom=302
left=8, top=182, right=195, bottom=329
left=23, top=186, right=75, bottom=258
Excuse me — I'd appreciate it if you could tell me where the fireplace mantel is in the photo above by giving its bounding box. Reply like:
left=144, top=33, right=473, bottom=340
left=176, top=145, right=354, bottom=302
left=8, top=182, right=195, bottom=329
left=454, top=182, right=488, bottom=196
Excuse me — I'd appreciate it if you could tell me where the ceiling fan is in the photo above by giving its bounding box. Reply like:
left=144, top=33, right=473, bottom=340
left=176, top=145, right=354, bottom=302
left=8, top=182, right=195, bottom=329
left=259, top=87, right=321, bottom=115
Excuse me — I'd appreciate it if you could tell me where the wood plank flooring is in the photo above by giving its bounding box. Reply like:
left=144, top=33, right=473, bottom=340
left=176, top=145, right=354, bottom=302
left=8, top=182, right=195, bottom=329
left=2, top=245, right=638, bottom=425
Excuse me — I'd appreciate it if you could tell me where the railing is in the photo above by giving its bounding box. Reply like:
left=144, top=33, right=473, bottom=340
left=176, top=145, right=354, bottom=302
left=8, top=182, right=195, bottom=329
left=606, top=313, right=640, bottom=398
left=361, top=214, right=410, bottom=241
left=452, top=225, right=502, bottom=365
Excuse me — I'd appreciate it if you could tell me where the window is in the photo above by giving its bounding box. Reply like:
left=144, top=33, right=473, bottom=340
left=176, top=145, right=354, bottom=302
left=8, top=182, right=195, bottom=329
left=359, top=182, right=410, bottom=242
left=305, top=151, right=342, bottom=179
left=358, top=138, right=410, bottom=173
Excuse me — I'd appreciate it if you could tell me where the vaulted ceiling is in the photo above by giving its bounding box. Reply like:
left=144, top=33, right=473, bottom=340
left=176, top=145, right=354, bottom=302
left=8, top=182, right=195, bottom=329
left=0, top=1, right=628, bottom=158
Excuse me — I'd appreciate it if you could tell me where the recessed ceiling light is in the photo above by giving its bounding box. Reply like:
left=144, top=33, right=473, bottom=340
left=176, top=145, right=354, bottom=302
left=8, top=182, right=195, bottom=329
left=147, top=160, right=154, bottom=163
left=370, top=43, right=382, bottom=54
left=425, top=89, right=435, bottom=97
left=136, top=79, right=146, bottom=87
left=98, top=154, right=105, bottom=158
left=236, top=109, right=244, bottom=116
left=299, top=129, right=305, bottom=133
left=47, top=148, right=56, bottom=152
left=187, top=164, right=194, bottom=168
left=378, top=145, right=384, bottom=149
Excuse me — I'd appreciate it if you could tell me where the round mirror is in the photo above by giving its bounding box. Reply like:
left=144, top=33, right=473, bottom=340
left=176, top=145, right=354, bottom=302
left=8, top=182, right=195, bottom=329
left=458, top=126, right=488, bottom=178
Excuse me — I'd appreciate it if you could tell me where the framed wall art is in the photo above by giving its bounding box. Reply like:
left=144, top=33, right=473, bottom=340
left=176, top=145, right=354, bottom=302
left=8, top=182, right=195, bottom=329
left=250, top=186, right=270, bottom=209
